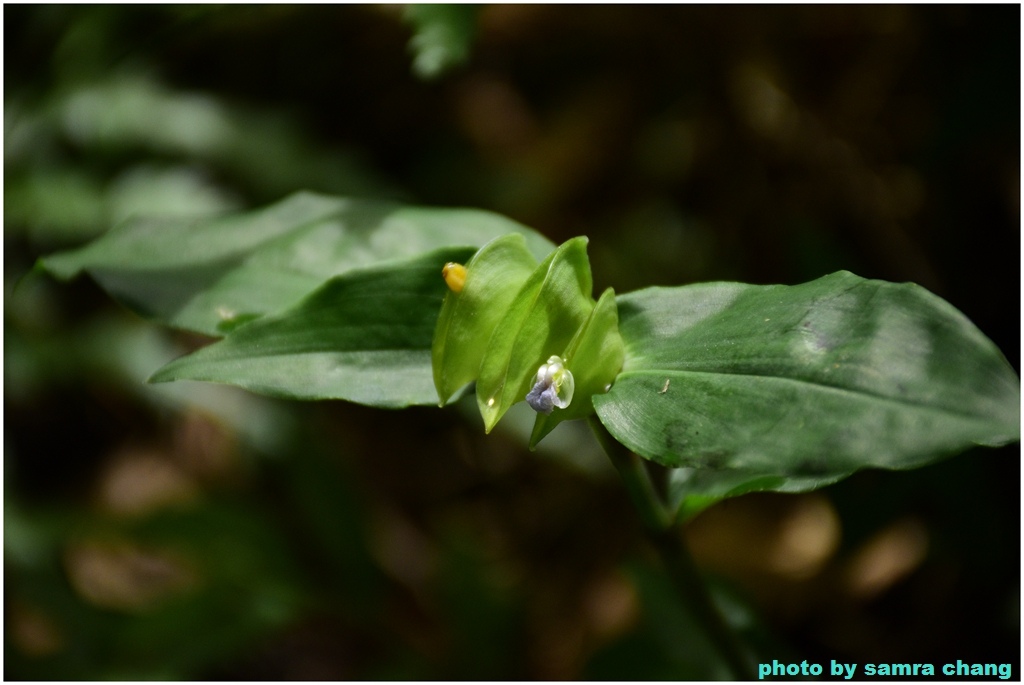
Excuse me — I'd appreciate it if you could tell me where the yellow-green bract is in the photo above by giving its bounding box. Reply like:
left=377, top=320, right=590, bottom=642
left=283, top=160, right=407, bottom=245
left=431, top=234, right=625, bottom=445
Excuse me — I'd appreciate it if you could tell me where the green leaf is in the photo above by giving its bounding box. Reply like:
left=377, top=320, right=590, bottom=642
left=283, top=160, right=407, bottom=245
left=150, top=247, right=477, bottom=407
left=404, top=4, right=481, bottom=80
left=593, top=271, right=1020, bottom=485
left=476, top=237, right=595, bottom=432
left=529, top=287, right=625, bottom=448
left=666, top=468, right=848, bottom=522
left=39, top=192, right=555, bottom=336
left=432, top=233, right=543, bottom=405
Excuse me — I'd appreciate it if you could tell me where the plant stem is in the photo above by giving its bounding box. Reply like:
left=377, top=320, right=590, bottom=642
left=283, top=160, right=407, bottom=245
left=587, top=416, right=755, bottom=681
left=587, top=416, right=671, bottom=531
left=649, top=527, right=756, bottom=680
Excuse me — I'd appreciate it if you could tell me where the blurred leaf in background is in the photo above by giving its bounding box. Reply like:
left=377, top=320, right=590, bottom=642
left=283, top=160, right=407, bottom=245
left=5, top=4, right=1019, bottom=680
left=404, top=4, right=482, bottom=80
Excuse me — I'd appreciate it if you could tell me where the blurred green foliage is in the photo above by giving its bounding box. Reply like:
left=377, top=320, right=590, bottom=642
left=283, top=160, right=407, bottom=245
left=6, top=4, right=1019, bottom=679
left=404, top=4, right=481, bottom=80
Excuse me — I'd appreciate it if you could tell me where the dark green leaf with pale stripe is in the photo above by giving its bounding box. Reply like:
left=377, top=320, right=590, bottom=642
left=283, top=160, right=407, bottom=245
left=594, top=271, right=1019, bottom=490
left=40, top=192, right=554, bottom=336
left=150, top=248, right=476, bottom=407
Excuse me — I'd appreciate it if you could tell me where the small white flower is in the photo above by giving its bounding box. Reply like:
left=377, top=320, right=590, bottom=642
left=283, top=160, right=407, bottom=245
left=526, top=355, right=575, bottom=414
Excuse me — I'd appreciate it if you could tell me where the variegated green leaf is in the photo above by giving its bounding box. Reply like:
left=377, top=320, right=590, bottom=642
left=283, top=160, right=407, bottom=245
left=40, top=192, right=555, bottom=336
left=593, top=272, right=1020, bottom=487
left=150, top=248, right=476, bottom=407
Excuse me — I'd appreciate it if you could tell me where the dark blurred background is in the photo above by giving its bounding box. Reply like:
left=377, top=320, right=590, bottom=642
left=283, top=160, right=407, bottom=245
left=5, top=5, right=1019, bottom=680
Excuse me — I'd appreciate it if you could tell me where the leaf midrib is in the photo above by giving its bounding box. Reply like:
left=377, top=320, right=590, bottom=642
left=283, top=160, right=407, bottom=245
left=615, top=368, right=1011, bottom=425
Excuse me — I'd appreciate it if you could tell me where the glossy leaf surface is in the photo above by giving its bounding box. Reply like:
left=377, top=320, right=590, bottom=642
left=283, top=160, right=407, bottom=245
left=40, top=192, right=555, bottom=336
left=594, top=271, right=1020, bottom=488
left=150, top=248, right=476, bottom=407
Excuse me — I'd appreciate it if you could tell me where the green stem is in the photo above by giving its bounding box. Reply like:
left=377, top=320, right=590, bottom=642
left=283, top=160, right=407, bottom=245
left=650, top=528, right=756, bottom=680
left=588, top=415, right=671, bottom=531
left=587, top=416, right=755, bottom=681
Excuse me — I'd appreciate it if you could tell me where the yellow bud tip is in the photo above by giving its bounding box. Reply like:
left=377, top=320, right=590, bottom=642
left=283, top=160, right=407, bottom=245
left=442, top=262, right=467, bottom=293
